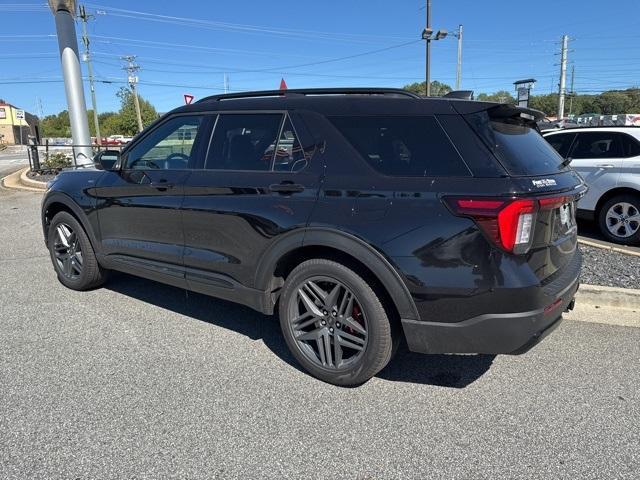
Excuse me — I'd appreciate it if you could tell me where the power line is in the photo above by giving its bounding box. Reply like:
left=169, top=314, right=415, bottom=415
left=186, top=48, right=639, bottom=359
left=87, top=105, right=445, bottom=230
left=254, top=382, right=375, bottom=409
left=86, top=3, right=412, bottom=44
left=90, top=34, right=310, bottom=59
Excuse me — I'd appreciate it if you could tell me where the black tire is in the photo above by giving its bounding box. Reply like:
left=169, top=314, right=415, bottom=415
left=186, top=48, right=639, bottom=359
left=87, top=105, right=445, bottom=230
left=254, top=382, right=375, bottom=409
left=279, top=259, right=394, bottom=386
left=597, top=194, right=640, bottom=246
left=47, top=211, right=109, bottom=290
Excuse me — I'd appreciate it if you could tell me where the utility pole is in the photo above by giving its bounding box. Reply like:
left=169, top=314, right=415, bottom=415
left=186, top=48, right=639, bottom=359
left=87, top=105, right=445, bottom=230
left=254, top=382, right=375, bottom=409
left=557, top=34, right=569, bottom=120
left=568, top=64, right=575, bottom=117
left=122, top=55, right=143, bottom=132
left=36, top=97, right=44, bottom=118
left=224, top=73, right=229, bottom=94
left=424, top=0, right=432, bottom=96
left=79, top=4, right=101, bottom=145
left=454, top=24, right=463, bottom=90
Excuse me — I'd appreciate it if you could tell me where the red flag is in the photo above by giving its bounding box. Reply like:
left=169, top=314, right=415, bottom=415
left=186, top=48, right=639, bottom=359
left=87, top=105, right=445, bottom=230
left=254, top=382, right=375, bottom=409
left=279, top=78, right=288, bottom=90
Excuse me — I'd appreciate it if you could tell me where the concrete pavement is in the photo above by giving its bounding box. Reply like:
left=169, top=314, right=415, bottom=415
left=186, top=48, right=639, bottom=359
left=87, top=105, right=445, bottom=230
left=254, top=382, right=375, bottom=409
left=0, top=147, right=29, bottom=179
left=1, top=187, right=638, bottom=479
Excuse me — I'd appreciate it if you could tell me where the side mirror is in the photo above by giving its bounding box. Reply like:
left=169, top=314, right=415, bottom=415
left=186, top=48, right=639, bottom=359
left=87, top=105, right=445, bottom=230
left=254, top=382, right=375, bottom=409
left=94, top=150, right=121, bottom=170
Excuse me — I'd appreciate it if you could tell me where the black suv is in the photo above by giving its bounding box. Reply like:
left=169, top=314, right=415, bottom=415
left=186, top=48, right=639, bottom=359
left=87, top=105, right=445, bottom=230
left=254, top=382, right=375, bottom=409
left=42, top=88, right=586, bottom=385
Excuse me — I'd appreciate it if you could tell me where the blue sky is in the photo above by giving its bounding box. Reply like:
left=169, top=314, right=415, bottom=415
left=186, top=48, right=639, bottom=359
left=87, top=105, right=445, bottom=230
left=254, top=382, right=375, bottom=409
left=1, top=0, right=639, bottom=116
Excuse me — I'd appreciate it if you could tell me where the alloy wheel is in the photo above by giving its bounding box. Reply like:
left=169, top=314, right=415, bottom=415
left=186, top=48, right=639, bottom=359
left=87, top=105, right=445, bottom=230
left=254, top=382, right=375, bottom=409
left=53, top=223, right=83, bottom=279
left=287, top=276, right=368, bottom=370
left=605, top=202, right=640, bottom=238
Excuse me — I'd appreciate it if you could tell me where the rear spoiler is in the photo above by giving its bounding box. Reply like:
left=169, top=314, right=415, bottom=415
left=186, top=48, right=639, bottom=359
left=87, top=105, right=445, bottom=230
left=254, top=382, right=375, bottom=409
left=452, top=100, right=545, bottom=121
left=443, top=90, right=474, bottom=100
left=487, top=104, right=546, bottom=122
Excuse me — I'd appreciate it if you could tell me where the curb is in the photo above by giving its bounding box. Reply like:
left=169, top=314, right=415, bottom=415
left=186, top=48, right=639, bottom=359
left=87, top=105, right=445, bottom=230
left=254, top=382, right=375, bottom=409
left=1, top=167, right=46, bottom=193
left=578, top=238, right=640, bottom=258
left=19, top=167, right=47, bottom=190
left=576, top=284, right=640, bottom=310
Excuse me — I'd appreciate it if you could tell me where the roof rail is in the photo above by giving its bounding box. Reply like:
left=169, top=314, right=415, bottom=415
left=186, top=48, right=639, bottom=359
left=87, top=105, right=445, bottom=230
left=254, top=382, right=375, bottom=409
left=196, top=87, right=421, bottom=103
left=548, top=125, right=640, bottom=130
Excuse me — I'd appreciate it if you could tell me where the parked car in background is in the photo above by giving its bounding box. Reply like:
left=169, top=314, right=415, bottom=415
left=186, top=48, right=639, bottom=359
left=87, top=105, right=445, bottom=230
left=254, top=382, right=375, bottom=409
left=100, top=135, right=133, bottom=146
left=538, top=117, right=578, bottom=132
left=42, top=88, right=585, bottom=385
left=544, top=126, right=640, bottom=245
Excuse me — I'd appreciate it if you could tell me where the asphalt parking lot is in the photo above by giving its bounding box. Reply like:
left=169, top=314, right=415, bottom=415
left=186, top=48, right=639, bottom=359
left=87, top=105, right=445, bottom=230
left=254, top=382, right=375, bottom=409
left=1, top=187, right=639, bottom=479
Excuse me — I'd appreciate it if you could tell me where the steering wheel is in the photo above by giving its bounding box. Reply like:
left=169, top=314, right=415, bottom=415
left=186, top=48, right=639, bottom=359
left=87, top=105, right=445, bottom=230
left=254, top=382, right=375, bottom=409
left=165, top=152, right=190, bottom=169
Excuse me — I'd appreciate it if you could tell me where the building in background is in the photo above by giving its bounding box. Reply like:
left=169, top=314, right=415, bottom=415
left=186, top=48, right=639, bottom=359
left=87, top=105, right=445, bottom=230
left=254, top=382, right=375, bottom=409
left=0, top=100, right=39, bottom=145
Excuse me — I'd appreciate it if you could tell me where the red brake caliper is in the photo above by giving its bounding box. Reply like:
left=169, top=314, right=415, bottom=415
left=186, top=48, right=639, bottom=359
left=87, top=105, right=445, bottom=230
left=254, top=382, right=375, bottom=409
left=347, top=304, right=365, bottom=335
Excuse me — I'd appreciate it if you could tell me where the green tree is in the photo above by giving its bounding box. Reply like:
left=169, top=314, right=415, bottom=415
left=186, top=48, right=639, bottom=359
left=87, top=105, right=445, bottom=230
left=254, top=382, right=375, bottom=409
left=114, top=87, right=159, bottom=135
left=529, top=94, right=559, bottom=116
left=93, top=111, right=118, bottom=137
left=596, top=91, right=631, bottom=115
left=403, top=80, right=452, bottom=96
left=476, top=90, right=516, bottom=104
left=40, top=110, right=70, bottom=137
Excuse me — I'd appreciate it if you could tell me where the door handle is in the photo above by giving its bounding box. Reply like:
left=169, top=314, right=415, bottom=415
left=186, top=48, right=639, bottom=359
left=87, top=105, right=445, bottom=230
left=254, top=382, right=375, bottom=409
left=596, top=164, right=615, bottom=169
left=269, top=182, right=305, bottom=194
left=150, top=180, right=174, bottom=190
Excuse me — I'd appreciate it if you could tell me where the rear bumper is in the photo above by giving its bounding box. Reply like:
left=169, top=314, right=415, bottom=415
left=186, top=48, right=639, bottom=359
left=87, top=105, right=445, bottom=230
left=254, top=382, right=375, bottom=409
left=401, top=276, right=579, bottom=355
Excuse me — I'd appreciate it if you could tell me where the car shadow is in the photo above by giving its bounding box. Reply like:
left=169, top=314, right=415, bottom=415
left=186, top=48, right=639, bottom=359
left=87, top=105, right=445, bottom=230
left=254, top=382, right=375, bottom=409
left=377, top=345, right=495, bottom=388
left=105, top=272, right=494, bottom=388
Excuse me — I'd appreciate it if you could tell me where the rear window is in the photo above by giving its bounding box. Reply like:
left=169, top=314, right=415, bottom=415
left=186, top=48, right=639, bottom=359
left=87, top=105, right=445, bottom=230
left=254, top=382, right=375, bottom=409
left=330, top=115, right=471, bottom=177
left=465, top=109, right=568, bottom=176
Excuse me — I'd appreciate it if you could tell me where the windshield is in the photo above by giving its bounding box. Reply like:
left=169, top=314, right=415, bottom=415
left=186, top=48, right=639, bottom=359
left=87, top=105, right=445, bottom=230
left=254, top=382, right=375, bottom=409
left=465, top=109, right=568, bottom=177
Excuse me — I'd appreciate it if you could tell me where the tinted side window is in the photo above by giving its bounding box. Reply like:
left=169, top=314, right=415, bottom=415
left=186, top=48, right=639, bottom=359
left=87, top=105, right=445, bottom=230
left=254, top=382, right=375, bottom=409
left=569, top=132, right=623, bottom=159
left=620, top=133, right=640, bottom=157
left=127, top=115, right=204, bottom=169
left=330, top=115, right=470, bottom=177
left=545, top=133, right=576, bottom=159
left=206, top=114, right=283, bottom=171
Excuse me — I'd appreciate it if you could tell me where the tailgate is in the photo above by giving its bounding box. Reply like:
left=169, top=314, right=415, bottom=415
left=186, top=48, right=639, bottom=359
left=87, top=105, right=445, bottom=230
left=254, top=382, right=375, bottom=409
left=527, top=186, right=585, bottom=282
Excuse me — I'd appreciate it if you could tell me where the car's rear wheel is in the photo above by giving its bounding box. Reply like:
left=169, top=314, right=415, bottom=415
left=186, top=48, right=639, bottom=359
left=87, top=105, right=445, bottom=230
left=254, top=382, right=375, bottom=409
left=598, top=194, right=640, bottom=245
left=279, top=259, right=393, bottom=386
left=47, top=211, right=109, bottom=290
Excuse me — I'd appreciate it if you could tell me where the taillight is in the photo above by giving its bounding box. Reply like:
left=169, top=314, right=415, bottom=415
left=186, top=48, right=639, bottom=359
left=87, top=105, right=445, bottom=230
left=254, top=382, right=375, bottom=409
left=539, top=195, right=569, bottom=211
left=444, top=197, right=536, bottom=254
left=499, top=200, right=536, bottom=252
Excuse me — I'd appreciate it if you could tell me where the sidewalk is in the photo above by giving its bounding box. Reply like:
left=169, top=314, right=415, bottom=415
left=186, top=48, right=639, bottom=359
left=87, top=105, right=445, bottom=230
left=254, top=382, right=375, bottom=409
left=565, top=302, right=639, bottom=328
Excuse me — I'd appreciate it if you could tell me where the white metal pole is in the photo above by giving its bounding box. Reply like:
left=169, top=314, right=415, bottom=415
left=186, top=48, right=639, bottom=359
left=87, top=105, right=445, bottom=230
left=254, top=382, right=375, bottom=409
left=50, top=1, right=93, bottom=165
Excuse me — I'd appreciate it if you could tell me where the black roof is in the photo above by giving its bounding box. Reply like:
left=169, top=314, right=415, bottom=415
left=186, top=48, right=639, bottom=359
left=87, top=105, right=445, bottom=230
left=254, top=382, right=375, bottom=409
left=172, top=87, right=535, bottom=117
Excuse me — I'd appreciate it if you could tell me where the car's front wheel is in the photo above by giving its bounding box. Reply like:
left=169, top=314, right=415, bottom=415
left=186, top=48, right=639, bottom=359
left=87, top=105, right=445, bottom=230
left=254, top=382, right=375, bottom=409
left=279, top=259, right=394, bottom=386
left=47, top=211, right=109, bottom=290
left=598, top=194, right=640, bottom=245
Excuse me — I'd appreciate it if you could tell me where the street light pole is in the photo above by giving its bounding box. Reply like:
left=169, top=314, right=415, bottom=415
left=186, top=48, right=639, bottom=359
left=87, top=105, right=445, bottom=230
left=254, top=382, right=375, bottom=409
left=48, top=0, right=92, bottom=165
left=425, top=0, right=432, bottom=96
left=455, top=24, right=463, bottom=90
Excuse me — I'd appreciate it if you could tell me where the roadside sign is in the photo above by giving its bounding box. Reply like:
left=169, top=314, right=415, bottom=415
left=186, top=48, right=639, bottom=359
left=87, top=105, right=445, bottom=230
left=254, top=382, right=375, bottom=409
left=517, top=87, right=530, bottom=107
left=184, top=94, right=194, bottom=105
left=15, top=109, right=25, bottom=120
